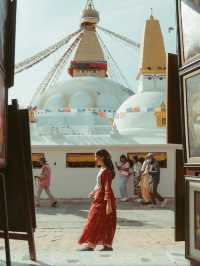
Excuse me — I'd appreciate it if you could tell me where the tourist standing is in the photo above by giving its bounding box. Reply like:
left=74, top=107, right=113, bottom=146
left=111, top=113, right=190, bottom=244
left=132, top=156, right=142, bottom=199
left=78, top=149, right=116, bottom=251
left=115, top=155, right=131, bottom=202
left=35, top=158, right=57, bottom=207
left=140, top=154, right=152, bottom=204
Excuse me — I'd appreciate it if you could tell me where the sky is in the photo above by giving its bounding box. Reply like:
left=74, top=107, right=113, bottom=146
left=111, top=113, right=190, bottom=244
left=9, top=0, right=177, bottom=106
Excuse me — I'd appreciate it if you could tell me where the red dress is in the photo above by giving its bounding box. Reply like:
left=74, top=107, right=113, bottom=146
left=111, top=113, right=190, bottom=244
left=79, top=169, right=117, bottom=246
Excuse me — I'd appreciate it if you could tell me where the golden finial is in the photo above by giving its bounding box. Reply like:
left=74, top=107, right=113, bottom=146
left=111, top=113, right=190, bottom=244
left=150, top=8, right=154, bottom=19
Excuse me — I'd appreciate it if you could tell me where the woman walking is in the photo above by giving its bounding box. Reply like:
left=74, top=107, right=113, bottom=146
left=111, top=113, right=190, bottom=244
left=78, top=149, right=117, bottom=251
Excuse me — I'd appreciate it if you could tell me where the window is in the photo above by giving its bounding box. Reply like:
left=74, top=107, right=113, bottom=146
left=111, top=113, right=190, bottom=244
left=127, top=152, right=167, bottom=168
left=66, top=153, right=96, bottom=168
left=32, top=153, right=45, bottom=168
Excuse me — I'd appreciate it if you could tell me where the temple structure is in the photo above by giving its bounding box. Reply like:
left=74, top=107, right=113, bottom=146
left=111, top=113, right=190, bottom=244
left=68, top=1, right=107, bottom=78
left=31, top=1, right=181, bottom=199
left=115, top=13, right=167, bottom=144
left=31, top=0, right=133, bottom=142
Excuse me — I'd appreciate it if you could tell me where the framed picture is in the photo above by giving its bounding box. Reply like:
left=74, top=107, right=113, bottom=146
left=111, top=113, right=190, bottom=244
left=0, top=0, right=17, bottom=168
left=178, top=0, right=200, bottom=65
left=0, top=0, right=8, bottom=168
left=186, top=177, right=200, bottom=262
left=183, top=69, right=200, bottom=164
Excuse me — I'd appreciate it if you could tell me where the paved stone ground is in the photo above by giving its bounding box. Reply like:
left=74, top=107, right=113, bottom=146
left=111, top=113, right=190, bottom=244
left=0, top=199, right=189, bottom=266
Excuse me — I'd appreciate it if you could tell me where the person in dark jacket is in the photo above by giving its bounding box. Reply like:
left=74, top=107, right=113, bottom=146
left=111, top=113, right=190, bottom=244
left=148, top=153, right=167, bottom=207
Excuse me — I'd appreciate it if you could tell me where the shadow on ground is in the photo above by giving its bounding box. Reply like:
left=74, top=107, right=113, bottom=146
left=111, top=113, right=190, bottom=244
left=35, top=200, right=174, bottom=228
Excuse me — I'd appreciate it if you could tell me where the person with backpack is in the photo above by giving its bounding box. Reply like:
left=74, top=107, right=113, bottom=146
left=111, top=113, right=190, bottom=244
left=35, top=158, right=57, bottom=207
left=148, top=153, right=167, bottom=207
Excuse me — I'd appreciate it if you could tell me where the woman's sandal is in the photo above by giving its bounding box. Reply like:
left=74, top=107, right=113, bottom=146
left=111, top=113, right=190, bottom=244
left=78, top=246, right=94, bottom=251
left=99, top=246, right=113, bottom=251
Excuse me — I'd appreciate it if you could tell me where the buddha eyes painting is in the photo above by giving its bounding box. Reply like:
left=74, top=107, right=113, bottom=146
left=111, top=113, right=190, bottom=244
left=180, top=0, right=200, bottom=64
left=184, top=70, right=200, bottom=163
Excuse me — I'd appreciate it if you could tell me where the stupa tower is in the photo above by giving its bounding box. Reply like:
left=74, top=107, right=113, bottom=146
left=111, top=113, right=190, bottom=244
left=114, top=11, right=167, bottom=141
left=137, top=11, right=166, bottom=93
left=68, top=0, right=107, bottom=78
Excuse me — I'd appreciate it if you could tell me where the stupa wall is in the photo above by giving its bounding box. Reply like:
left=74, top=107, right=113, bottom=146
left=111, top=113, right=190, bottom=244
left=32, top=144, right=182, bottom=199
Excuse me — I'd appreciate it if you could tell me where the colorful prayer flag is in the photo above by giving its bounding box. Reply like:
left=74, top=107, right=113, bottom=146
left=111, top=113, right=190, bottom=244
left=64, top=107, right=71, bottom=112
left=147, top=107, right=154, bottom=112
left=132, top=106, right=140, bottom=112
left=98, top=112, right=106, bottom=118
left=126, top=107, right=132, bottom=112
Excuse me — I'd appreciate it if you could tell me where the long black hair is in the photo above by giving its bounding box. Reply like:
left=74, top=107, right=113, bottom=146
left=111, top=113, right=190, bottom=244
left=96, top=149, right=115, bottom=179
left=120, top=154, right=127, bottom=161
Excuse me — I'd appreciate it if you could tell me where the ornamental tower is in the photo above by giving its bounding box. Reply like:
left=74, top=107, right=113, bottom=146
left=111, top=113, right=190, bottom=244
left=114, top=12, right=167, bottom=141
left=136, top=12, right=166, bottom=93
left=68, top=0, right=107, bottom=78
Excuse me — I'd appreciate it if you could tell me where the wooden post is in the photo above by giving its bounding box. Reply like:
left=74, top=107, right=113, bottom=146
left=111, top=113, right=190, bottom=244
left=190, top=260, right=200, bottom=266
left=28, top=229, right=36, bottom=261
left=0, top=173, right=11, bottom=266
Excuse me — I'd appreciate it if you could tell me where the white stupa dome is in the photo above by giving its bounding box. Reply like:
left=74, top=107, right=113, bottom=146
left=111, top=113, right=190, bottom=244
left=33, top=77, right=133, bottom=110
left=69, top=91, right=94, bottom=108
left=44, top=95, right=65, bottom=109
left=114, top=91, right=166, bottom=143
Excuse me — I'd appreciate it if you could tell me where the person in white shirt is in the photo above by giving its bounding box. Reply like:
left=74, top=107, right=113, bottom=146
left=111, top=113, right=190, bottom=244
left=115, top=155, right=130, bottom=202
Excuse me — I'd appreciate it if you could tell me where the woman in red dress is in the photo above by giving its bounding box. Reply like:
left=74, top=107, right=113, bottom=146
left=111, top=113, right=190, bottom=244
left=78, top=149, right=117, bottom=251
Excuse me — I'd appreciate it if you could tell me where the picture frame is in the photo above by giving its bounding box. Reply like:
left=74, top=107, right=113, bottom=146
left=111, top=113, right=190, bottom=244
left=186, top=177, right=200, bottom=262
left=0, top=0, right=17, bottom=168
left=183, top=68, right=200, bottom=164
left=0, top=0, right=9, bottom=168
left=178, top=0, right=200, bottom=66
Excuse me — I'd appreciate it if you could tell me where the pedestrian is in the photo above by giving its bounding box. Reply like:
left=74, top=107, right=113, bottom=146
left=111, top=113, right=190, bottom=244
left=35, top=158, right=57, bottom=207
left=115, top=155, right=131, bottom=202
left=132, top=156, right=142, bottom=200
left=140, top=154, right=152, bottom=204
left=78, top=149, right=116, bottom=251
left=147, top=153, right=167, bottom=207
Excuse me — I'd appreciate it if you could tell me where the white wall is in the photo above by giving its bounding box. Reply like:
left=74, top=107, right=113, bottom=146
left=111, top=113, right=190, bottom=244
left=32, top=144, right=181, bottom=199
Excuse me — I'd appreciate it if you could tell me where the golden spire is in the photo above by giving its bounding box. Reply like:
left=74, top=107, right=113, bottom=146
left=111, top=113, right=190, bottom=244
left=68, top=0, right=107, bottom=77
left=80, top=0, right=100, bottom=28
left=74, top=31, right=105, bottom=62
left=137, top=12, right=166, bottom=79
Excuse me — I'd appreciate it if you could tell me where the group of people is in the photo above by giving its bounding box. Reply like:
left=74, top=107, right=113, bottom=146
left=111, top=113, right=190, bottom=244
left=34, top=149, right=167, bottom=252
left=115, top=153, right=167, bottom=207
